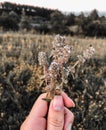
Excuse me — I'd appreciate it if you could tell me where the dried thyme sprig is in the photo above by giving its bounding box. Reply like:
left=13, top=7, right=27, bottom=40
left=38, top=35, right=95, bottom=101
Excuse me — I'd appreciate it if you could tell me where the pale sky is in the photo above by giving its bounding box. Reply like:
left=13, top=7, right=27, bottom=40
left=1, top=0, right=106, bottom=12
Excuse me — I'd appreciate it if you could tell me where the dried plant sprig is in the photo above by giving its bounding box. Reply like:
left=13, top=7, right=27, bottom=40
left=49, top=61, right=59, bottom=79
left=38, top=51, right=49, bottom=87
left=38, top=35, right=95, bottom=101
left=38, top=51, right=48, bottom=66
left=71, top=45, right=95, bottom=70
left=83, top=45, right=95, bottom=60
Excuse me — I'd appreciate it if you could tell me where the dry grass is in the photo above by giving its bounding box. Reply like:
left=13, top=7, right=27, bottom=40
left=0, top=32, right=106, bottom=130
left=0, top=32, right=105, bottom=57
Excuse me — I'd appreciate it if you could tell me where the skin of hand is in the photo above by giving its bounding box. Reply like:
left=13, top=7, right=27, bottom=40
left=20, top=92, right=75, bottom=130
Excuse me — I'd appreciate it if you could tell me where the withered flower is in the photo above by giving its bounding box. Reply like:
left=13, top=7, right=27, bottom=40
left=38, top=35, right=95, bottom=101
left=49, top=61, right=59, bottom=79
left=38, top=51, right=48, bottom=66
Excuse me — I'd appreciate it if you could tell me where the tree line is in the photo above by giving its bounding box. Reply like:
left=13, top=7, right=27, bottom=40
left=0, top=2, right=106, bottom=37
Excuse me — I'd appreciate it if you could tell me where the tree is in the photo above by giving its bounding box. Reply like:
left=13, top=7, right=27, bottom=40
left=66, top=13, right=75, bottom=26
left=0, top=15, right=19, bottom=31
left=20, top=9, right=31, bottom=30
left=89, top=9, right=99, bottom=20
left=50, top=10, right=70, bottom=34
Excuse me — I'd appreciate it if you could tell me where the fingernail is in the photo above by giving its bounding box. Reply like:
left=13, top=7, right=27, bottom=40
left=67, top=123, right=72, bottom=130
left=53, top=96, right=63, bottom=111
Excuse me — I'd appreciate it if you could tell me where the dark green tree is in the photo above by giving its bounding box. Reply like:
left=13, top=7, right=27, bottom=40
left=89, top=9, right=99, bottom=20
left=50, top=10, right=70, bottom=34
left=66, top=13, right=75, bottom=26
left=20, top=9, right=31, bottom=30
left=0, top=11, right=19, bottom=31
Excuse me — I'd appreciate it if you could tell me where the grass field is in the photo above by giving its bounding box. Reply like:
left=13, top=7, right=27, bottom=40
left=0, top=32, right=106, bottom=130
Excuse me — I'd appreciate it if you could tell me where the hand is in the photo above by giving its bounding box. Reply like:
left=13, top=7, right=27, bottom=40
left=20, top=92, right=75, bottom=130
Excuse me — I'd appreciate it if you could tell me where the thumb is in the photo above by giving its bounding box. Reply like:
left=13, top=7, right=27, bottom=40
left=47, top=96, right=64, bottom=130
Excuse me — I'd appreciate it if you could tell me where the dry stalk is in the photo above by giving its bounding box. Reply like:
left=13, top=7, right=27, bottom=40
left=38, top=35, right=95, bottom=101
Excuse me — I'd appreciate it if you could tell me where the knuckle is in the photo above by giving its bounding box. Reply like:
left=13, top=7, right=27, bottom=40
left=71, top=112, right=74, bottom=119
left=48, top=117, right=63, bottom=127
left=65, top=107, right=74, bottom=122
left=70, top=112, right=74, bottom=123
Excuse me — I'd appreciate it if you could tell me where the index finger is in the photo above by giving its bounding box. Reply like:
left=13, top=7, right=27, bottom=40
left=62, top=91, right=75, bottom=108
left=29, top=91, right=75, bottom=118
left=29, top=93, right=48, bottom=118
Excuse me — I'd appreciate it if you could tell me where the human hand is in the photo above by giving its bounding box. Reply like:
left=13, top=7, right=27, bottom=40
left=20, top=92, right=75, bottom=130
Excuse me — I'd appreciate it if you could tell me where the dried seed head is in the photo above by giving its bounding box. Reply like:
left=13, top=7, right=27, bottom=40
left=53, top=34, right=65, bottom=48
left=61, top=67, right=69, bottom=84
left=89, top=46, right=95, bottom=55
left=63, top=45, right=72, bottom=63
left=83, top=49, right=91, bottom=59
left=38, top=35, right=95, bottom=101
left=49, top=61, right=59, bottom=75
left=77, top=45, right=95, bottom=63
left=49, top=62, right=59, bottom=80
left=38, top=51, right=48, bottom=66
left=83, top=46, right=95, bottom=59
left=64, top=45, right=72, bottom=54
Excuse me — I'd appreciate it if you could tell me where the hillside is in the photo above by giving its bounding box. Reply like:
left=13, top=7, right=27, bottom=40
left=0, top=2, right=106, bottom=37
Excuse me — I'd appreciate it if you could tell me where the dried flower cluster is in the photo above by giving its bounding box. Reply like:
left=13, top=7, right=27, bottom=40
left=38, top=52, right=48, bottom=66
left=38, top=35, right=95, bottom=101
left=77, top=45, right=95, bottom=63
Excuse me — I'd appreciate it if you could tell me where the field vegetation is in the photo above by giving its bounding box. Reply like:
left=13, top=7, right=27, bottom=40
left=0, top=2, right=106, bottom=37
left=0, top=32, right=106, bottom=130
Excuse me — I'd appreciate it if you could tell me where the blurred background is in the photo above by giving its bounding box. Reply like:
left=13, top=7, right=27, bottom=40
left=0, top=1, right=106, bottom=130
left=0, top=0, right=106, bottom=36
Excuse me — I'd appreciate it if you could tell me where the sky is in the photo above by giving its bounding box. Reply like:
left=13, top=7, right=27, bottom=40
left=1, top=0, right=106, bottom=12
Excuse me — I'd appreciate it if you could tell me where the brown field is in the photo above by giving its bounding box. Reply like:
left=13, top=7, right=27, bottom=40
left=0, top=32, right=106, bottom=56
left=0, top=32, right=106, bottom=130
